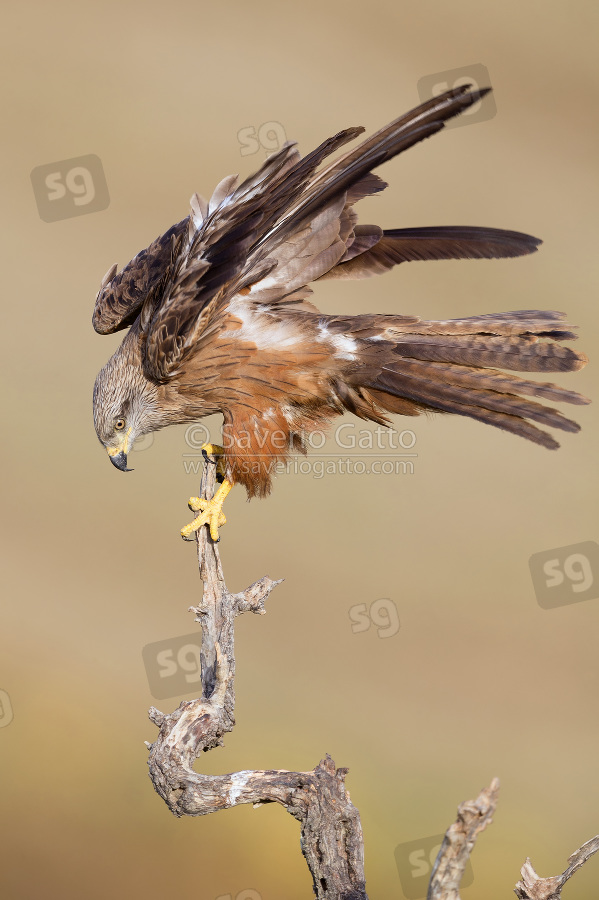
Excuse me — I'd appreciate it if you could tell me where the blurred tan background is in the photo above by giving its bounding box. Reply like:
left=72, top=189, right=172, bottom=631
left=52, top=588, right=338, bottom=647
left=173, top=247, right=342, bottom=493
left=1, top=1, right=598, bottom=898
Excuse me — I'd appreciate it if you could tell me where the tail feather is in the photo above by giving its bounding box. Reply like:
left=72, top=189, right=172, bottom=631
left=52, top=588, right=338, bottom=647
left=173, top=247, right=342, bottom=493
left=375, top=363, right=582, bottom=434
left=334, top=310, right=589, bottom=449
left=387, top=334, right=585, bottom=373
left=424, top=402, right=564, bottom=450
left=408, top=310, right=581, bottom=337
left=326, top=309, right=582, bottom=339
left=392, top=360, right=589, bottom=406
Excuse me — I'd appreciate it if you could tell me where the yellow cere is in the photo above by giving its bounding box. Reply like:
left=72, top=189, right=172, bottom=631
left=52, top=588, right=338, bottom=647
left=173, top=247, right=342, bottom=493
left=106, top=426, right=133, bottom=456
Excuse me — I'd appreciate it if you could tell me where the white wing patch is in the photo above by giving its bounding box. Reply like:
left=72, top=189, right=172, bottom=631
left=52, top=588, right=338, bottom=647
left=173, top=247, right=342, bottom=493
left=316, top=321, right=357, bottom=360
left=224, top=298, right=303, bottom=350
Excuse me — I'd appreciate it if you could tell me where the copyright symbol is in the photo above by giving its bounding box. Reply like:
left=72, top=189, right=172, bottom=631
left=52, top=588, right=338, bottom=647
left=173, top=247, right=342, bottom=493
left=185, top=423, right=211, bottom=449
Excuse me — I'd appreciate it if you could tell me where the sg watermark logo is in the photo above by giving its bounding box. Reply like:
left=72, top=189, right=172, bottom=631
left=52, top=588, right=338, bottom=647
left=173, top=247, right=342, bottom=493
left=215, top=891, right=262, bottom=900
left=529, top=541, right=599, bottom=609
left=31, top=154, right=110, bottom=222
left=417, top=64, right=496, bottom=128
left=349, top=598, right=400, bottom=638
left=142, top=633, right=203, bottom=700
left=0, top=689, right=14, bottom=728
left=395, top=833, right=473, bottom=899
left=238, top=122, right=287, bottom=157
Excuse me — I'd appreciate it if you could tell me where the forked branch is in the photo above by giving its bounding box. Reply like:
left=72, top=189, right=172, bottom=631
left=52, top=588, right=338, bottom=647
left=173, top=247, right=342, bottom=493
left=145, top=454, right=597, bottom=900
left=514, top=835, right=599, bottom=900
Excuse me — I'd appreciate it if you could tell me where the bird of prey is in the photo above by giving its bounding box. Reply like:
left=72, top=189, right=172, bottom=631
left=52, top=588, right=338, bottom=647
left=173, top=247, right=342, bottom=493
left=93, top=84, right=588, bottom=541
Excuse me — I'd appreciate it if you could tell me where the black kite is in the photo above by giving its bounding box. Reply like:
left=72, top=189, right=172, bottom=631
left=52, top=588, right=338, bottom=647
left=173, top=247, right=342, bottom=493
left=92, top=85, right=588, bottom=540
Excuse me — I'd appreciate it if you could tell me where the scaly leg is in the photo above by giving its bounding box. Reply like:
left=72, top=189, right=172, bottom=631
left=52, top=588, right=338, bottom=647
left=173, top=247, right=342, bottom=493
left=181, top=444, right=232, bottom=542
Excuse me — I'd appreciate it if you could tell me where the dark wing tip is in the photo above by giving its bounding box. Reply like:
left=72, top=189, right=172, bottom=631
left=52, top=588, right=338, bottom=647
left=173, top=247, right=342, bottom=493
left=512, top=231, right=543, bottom=254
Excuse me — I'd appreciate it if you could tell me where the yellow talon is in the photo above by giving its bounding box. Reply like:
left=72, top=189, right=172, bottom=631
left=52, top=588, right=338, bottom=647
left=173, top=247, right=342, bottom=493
left=181, top=476, right=233, bottom=542
left=201, top=443, right=224, bottom=457
left=201, top=443, right=228, bottom=481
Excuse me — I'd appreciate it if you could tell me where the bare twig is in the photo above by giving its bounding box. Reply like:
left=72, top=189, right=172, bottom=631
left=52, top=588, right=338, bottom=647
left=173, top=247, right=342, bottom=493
left=427, top=778, right=499, bottom=900
left=514, top=835, right=599, bottom=899
left=146, top=453, right=367, bottom=900
left=144, top=455, right=596, bottom=900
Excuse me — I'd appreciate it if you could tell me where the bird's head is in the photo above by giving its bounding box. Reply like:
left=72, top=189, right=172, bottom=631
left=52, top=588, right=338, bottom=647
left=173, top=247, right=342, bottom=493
left=93, top=354, right=160, bottom=472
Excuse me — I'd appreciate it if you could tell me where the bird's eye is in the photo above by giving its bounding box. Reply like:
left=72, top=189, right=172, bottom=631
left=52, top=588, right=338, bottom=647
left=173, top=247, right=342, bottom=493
left=115, top=419, right=126, bottom=431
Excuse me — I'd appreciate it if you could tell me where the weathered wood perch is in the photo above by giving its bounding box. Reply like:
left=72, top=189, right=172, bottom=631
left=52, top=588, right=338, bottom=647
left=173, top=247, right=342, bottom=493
left=427, top=778, right=500, bottom=900
left=145, top=452, right=598, bottom=900
left=514, top=836, right=599, bottom=900
left=146, top=452, right=367, bottom=900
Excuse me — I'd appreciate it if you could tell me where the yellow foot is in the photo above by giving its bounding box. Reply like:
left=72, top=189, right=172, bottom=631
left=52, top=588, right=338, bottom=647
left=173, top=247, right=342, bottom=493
left=201, top=443, right=224, bottom=457
left=181, top=478, right=233, bottom=542
left=202, top=443, right=227, bottom=480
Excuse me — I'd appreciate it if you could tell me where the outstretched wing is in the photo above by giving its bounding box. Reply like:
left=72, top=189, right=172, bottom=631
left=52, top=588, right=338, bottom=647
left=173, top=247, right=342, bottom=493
left=140, top=129, right=361, bottom=381
left=142, top=84, right=511, bottom=381
left=318, top=226, right=541, bottom=280
left=92, top=219, right=187, bottom=334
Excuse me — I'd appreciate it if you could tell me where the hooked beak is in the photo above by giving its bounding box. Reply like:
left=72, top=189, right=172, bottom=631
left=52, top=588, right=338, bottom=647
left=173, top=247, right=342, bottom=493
left=106, top=425, right=134, bottom=472
left=108, top=450, right=133, bottom=472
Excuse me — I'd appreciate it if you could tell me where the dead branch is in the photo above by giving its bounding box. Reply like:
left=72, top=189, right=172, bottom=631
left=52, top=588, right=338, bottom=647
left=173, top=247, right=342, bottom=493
left=427, top=777, right=597, bottom=900
left=428, top=778, right=499, bottom=900
left=146, top=452, right=367, bottom=900
left=514, top=835, right=599, bottom=899
left=145, top=453, right=597, bottom=900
